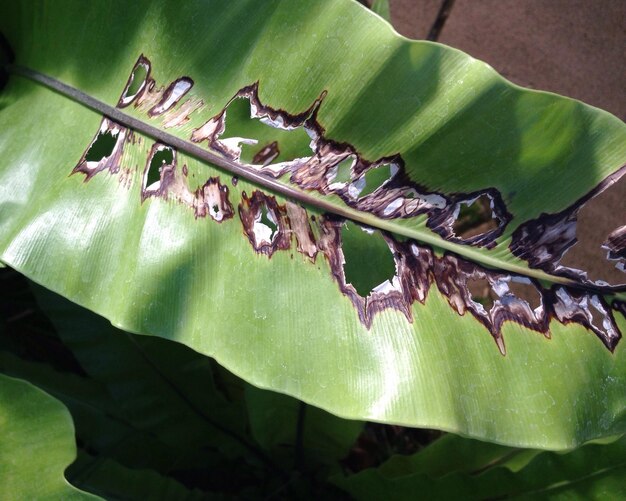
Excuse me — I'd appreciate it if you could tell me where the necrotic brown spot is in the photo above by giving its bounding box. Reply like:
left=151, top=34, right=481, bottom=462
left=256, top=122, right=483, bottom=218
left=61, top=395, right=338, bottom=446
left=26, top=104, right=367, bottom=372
left=238, top=190, right=290, bottom=257
left=252, top=141, right=280, bottom=166
left=73, top=56, right=623, bottom=354
left=603, top=225, right=626, bottom=271
left=148, top=77, right=194, bottom=117
left=511, top=164, right=626, bottom=289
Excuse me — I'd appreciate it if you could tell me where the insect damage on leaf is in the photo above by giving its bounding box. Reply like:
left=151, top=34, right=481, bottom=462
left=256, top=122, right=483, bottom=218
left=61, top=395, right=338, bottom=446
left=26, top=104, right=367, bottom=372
left=300, top=214, right=621, bottom=354
left=74, top=55, right=233, bottom=222
left=427, top=190, right=511, bottom=248
left=73, top=117, right=131, bottom=181
left=603, top=225, right=626, bottom=271
left=191, top=78, right=511, bottom=249
left=69, top=54, right=624, bottom=354
left=147, top=77, right=194, bottom=117
left=239, top=190, right=290, bottom=256
left=141, top=143, right=234, bottom=221
left=510, top=165, right=626, bottom=289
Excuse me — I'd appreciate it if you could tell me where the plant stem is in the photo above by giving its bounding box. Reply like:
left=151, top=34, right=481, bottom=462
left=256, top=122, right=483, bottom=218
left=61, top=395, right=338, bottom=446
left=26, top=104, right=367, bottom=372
left=294, top=401, right=307, bottom=471
left=427, top=0, right=456, bottom=41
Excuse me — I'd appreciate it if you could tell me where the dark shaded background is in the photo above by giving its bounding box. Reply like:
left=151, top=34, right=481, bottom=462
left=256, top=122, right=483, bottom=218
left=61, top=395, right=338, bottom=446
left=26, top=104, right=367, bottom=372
left=390, top=0, right=625, bottom=119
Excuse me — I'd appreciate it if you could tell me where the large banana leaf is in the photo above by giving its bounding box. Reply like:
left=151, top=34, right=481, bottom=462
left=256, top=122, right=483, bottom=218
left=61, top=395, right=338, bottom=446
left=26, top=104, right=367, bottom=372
left=0, top=0, right=624, bottom=449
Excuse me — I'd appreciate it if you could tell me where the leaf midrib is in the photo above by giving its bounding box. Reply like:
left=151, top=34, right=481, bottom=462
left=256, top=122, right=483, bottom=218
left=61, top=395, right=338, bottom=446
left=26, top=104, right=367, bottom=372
left=5, top=64, right=597, bottom=290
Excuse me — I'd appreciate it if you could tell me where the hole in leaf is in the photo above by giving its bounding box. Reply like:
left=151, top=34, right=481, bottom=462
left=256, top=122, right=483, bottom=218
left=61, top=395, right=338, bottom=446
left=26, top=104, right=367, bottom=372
left=347, top=177, right=367, bottom=199
left=452, top=195, right=497, bottom=237
left=145, top=146, right=174, bottom=189
left=126, top=64, right=148, bottom=98
left=467, top=276, right=494, bottom=312
left=119, top=59, right=150, bottom=107
left=559, top=174, right=626, bottom=285
left=341, top=221, right=396, bottom=297
left=332, top=157, right=355, bottom=185
left=359, top=164, right=395, bottom=198
left=221, top=97, right=311, bottom=164
left=149, top=78, right=193, bottom=116
left=251, top=204, right=278, bottom=246
left=85, top=130, right=117, bottom=162
left=508, top=278, right=542, bottom=310
left=259, top=206, right=277, bottom=239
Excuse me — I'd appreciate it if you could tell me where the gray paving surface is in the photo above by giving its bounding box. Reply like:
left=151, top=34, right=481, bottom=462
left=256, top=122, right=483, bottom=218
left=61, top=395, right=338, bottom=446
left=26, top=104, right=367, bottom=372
left=388, top=0, right=625, bottom=283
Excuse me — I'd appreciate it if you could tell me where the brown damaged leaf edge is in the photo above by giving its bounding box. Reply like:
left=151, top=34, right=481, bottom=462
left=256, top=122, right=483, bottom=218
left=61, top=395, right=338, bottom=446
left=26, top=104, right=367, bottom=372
left=190, top=71, right=508, bottom=249
left=72, top=117, right=133, bottom=182
left=73, top=57, right=234, bottom=223
left=7, top=58, right=625, bottom=354
left=603, top=225, right=626, bottom=270
left=510, top=165, right=626, bottom=290
left=323, top=216, right=621, bottom=354
left=141, top=143, right=234, bottom=221
left=239, top=190, right=291, bottom=257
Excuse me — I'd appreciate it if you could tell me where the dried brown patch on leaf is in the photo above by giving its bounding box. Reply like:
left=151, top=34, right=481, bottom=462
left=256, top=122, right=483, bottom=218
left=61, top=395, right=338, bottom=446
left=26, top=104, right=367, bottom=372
left=427, top=190, right=512, bottom=249
left=161, top=97, right=204, bottom=128
left=253, top=141, right=280, bottom=166
left=192, top=80, right=510, bottom=249
left=75, top=55, right=235, bottom=222
left=142, top=143, right=177, bottom=199
left=141, top=143, right=233, bottom=222
left=239, top=190, right=291, bottom=257
left=194, top=178, right=235, bottom=222
left=511, top=165, right=626, bottom=289
left=119, top=57, right=202, bottom=127
left=603, top=225, right=626, bottom=271
left=552, top=287, right=621, bottom=351
left=285, top=202, right=317, bottom=260
left=314, top=218, right=418, bottom=327
left=299, top=217, right=620, bottom=354
left=73, top=117, right=131, bottom=181
left=434, top=255, right=550, bottom=354
left=148, top=77, right=194, bottom=117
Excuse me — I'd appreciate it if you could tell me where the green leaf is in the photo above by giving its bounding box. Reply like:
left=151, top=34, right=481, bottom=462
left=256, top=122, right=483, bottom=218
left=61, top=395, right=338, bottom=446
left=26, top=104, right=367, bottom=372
left=373, top=432, right=531, bottom=478
left=0, top=373, right=98, bottom=500
left=68, top=452, right=209, bottom=501
left=245, top=385, right=363, bottom=472
left=2, top=277, right=364, bottom=496
left=369, top=0, right=391, bottom=22
left=0, top=0, right=624, bottom=449
left=332, top=434, right=626, bottom=500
